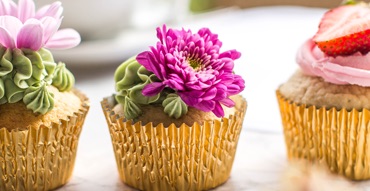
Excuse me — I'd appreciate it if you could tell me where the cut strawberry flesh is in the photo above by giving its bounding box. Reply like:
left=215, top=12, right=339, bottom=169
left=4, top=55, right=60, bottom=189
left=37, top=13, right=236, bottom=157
left=313, top=4, right=370, bottom=56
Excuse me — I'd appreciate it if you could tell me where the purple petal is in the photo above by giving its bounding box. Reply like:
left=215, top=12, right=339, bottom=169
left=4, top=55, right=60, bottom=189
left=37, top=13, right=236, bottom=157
left=44, top=28, right=81, bottom=49
left=179, top=93, right=201, bottom=106
left=197, top=72, right=214, bottom=82
left=227, top=84, right=241, bottom=95
left=35, top=1, right=63, bottom=19
left=0, top=27, right=14, bottom=48
left=142, top=82, right=165, bottom=97
left=16, top=19, right=43, bottom=50
left=227, top=75, right=245, bottom=95
left=165, top=78, right=184, bottom=91
left=156, top=25, right=166, bottom=44
left=18, top=0, right=35, bottom=23
left=196, top=100, right=215, bottom=112
left=215, top=84, right=227, bottom=99
left=219, top=59, right=234, bottom=72
left=202, top=87, right=217, bottom=100
left=212, top=102, right=224, bottom=118
left=220, top=98, right=235, bottom=108
left=187, top=90, right=204, bottom=98
left=137, top=51, right=164, bottom=79
left=219, top=50, right=241, bottom=60
left=218, top=72, right=234, bottom=84
left=40, top=16, right=60, bottom=44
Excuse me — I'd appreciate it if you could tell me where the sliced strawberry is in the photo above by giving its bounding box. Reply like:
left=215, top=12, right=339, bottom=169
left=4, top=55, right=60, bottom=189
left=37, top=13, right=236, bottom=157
left=313, top=3, right=370, bottom=57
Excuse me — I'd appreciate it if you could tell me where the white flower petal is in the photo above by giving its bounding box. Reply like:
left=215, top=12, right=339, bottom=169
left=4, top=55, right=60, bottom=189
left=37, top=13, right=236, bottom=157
left=35, top=1, right=63, bottom=20
left=40, top=16, right=60, bottom=45
left=0, top=27, right=15, bottom=48
left=0, top=0, right=17, bottom=16
left=0, top=15, right=22, bottom=37
left=18, top=0, right=35, bottom=23
left=45, top=28, right=80, bottom=49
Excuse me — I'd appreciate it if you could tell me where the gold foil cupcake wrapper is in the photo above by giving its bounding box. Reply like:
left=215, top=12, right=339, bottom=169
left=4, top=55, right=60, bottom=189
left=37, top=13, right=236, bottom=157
left=101, top=95, right=247, bottom=191
left=0, top=89, right=89, bottom=191
left=277, top=90, right=370, bottom=180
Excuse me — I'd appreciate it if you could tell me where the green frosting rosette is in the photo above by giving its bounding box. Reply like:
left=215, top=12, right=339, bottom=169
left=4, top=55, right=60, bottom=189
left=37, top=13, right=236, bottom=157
left=23, top=82, right=55, bottom=114
left=162, top=93, right=188, bottom=119
left=0, top=45, right=75, bottom=114
left=114, top=56, right=188, bottom=120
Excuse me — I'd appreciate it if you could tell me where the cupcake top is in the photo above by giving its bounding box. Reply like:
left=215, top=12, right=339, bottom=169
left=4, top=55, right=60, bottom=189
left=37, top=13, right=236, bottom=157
left=297, top=1, right=370, bottom=87
left=114, top=25, right=245, bottom=121
left=0, top=0, right=80, bottom=114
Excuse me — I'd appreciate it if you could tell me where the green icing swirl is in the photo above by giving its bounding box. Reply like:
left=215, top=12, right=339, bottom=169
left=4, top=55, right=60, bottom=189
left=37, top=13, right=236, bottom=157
left=0, top=46, right=13, bottom=76
left=162, top=94, right=188, bottom=119
left=4, top=77, right=24, bottom=103
left=115, top=56, right=164, bottom=119
left=0, top=45, right=75, bottom=114
left=123, top=96, right=142, bottom=120
left=0, top=78, right=6, bottom=104
left=23, top=82, right=54, bottom=114
left=52, top=62, right=75, bottom=91
left=114, top=56, right=189, bottom=119
left=12, top=49, right=32, bottom=89
left=115, top=56, right=161, bottom=104
left=23, top=48, right=56, bottom=85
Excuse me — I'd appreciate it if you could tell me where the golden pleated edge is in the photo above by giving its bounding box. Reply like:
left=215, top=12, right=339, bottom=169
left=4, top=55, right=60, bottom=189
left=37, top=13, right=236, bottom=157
left=101, top=95, right=247, bottom=191
left=277, top=90, right=370, bottom=180
left=0, top=89, right=90, bottom=191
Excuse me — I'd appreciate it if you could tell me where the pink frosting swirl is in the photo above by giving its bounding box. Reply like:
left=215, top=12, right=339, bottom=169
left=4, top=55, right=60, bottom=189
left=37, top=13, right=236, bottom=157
left=297, top=38, right=370, bottom=86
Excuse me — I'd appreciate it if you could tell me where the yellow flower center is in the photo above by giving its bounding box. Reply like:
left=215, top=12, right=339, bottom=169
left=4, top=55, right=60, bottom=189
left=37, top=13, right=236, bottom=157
left=188, top=59, right=201, bottom=71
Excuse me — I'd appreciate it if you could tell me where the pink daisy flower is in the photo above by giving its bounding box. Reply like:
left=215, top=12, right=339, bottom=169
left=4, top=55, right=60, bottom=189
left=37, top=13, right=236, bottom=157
left=0, top=0, right=80, bottom=51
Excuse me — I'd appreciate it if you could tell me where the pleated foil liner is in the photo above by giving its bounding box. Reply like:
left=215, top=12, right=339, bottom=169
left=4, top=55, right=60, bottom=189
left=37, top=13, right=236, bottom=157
left=277, top=90, right=370, bottom=180
left=101, top=95, right=247, bottom=191
left=0, top=89, right=89, bottom=191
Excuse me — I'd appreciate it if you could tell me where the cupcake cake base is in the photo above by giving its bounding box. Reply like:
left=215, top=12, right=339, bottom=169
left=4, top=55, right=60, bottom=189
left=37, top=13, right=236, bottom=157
left=0, top=89, right=89, bottom=191
left=277, top=90, right=370, bottom=180
left=101, top=95, right=247, bottom=191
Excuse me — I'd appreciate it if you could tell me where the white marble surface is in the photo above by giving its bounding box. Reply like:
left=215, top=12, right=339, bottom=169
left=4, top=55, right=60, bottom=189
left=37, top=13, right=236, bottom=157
left=54, top=6, right=370, bottom=191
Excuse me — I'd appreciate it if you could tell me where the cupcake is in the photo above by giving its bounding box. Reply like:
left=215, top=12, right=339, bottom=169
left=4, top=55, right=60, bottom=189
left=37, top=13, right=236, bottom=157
left=0, top=0, right=89, bottom=190
left=102, top=25, right=247, bottom=190
left=277, top=1, right=370, bottom=180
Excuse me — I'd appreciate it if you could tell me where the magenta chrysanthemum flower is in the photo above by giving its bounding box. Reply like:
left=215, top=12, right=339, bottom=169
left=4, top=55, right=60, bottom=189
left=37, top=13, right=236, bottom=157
left=0, top=0, right=80, bottom=51
left=137, top=25, right=245, bottom=117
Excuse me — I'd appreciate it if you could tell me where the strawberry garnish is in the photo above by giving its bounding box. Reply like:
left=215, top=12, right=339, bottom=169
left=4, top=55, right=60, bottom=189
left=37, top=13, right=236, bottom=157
left=313, top=3, right=370, bottom=57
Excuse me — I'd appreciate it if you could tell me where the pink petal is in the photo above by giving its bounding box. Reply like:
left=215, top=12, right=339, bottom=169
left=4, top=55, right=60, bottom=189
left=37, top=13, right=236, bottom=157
left=44, top=28, right=80, bottom=49
left=35, top=1, right=63, bottom=19
left=142, top=82, right=165, bottom=96
left=18, top=0, right=35, bottom=23
left=0, top=0, right=17, bottom=16
left=0, top=27, right=15, bottom=48
left=0, top=15, right=23, bottom=35
left=17, top=19, right=43, bottom=50
left=40, top=16, right=60, bottom=45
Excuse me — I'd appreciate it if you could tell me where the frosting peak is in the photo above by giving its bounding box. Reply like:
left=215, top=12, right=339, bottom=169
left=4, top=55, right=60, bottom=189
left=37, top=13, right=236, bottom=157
left=297, top=39, right=370, bottom=87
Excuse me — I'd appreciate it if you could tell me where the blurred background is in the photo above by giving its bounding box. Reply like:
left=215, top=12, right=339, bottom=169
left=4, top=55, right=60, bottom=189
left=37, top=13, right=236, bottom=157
left=40, top=0, right=344, bottom=71
left=190, top=0, right=342, bottom=12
